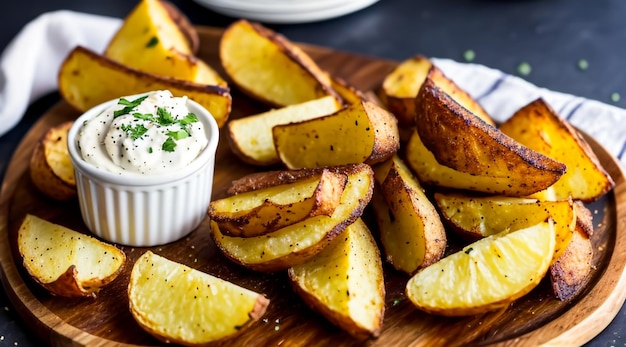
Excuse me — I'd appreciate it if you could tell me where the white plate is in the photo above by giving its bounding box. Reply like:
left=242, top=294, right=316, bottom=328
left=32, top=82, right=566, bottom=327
left=194, top=0, right=380, bottom=23
left=202, top=0, right=356, bottom=13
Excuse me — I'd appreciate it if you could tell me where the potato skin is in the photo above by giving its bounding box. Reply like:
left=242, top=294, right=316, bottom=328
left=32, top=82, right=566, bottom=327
left=29, top=121, right=77, bottom=201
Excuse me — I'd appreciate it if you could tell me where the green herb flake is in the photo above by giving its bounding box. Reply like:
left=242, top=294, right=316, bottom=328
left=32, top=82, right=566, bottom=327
left=133, top=112, right=155, bottom=121
left=465, top=247, right=474, bottom=254
left=121, top=124, right=148, bottom=141
left=156, top=107, right=176, bottom=126
left=148, top=147, right=153, bottom=153
left=162, top=137, right=177, bottom=152
left=463, top=49, right=476, bottom=62
left=114, top=95, right=149, bottom=118
left=179, top=113, right=199, bottom=125
left=167, top=129, right=190, bottom=140
left=611, top=92, right=621, bottom=103
left=577, top=59, right=589, bottom=71
left=517, top=62, right=532, bottom=76
left=146, top=36, right=159, bottom=48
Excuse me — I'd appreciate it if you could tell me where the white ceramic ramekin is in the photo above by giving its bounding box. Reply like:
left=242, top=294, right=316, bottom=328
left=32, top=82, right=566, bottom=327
left=67, top=92, right=219, bottom=247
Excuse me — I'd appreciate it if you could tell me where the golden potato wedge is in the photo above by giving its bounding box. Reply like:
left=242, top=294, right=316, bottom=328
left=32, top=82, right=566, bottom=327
left=405, top=129, right=558, bottom=196
left=410, top=79, right=566, bottom=196
left=211, top=164, right=374, bottom=272
left=227, top=95, right=342, bottom=166
left=433, top=192, right=575, bottom=261
left=29, top=121, right=76, bottom=201
left=288, top=218, right=385, bottom=339
left=129, top=251, right=269, bottom=346
left=208, top=169, right=347, bottom=237
left=406, top=220, right=556, bottom=316
left=499, top=98, right=615, bottom=202
left=274, top=100, right=399, bottom=169
left=549, top=220, right=593, bottom=301
left=226, top=167, right=326, bottom=195
left=378, top=55, right=494, bottom=127
left=371, top=155, right=446, bottom=274
left=329, top=75, right=368, bottom=105
left=105, top=0, right=196, bottom=79
left=58, top=46, right=232, bottom=127
left=160, top=0, right=199, bottom=53
left=17, top=214, right=126, bottom=298
left=219, top=19, right=339, bottom=107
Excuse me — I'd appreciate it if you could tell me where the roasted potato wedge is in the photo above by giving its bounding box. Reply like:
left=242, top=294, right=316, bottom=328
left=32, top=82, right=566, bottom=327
left=17, top=214, right=126, bottom=298
left=226, top=167, right=326, bottom=195
left=329, top=75, right=368, bottom=105
left=378, top=55, right=494, bottom=127
left=274, top=100, right=399, bottom=169
left=549, top=217, right=593, bottom=302
left=371, top=155, right=446, bottom=274
left=129, top=251, right=269, bottom=346
left=211, top=164, right=374, bottom=272
left=219, top=19, right=339, bottom=107
left=105, top=0, right=197, bottom=80
left=208, top=169, right=347, bottom=237
left=29, top=121, right=76, bottom=201
left=434, top=192, right=575, bottom=261
left=288, top=218, right=385, bottom=339
left=58, top=46, right=232, bottom=127
left=499, top=98, right=615, bottom=202
left=228, top=95, right=342, bottom=166
left=406, top=220, right=556, bottom=316
left=410, top=79, right=566, bottom=196
left=160, top=0, right=199, bottom=53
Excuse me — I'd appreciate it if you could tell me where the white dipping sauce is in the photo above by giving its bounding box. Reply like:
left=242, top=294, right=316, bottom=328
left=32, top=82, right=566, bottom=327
left=76, top=90, right=208, bottom=175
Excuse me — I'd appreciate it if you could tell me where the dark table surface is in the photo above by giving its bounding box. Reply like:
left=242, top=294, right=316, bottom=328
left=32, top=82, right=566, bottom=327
left=1, top=0, right=625, bottom=345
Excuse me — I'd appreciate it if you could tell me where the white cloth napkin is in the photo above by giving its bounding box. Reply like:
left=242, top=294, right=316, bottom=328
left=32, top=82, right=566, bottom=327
left=1, top=11, right=625, bottom=169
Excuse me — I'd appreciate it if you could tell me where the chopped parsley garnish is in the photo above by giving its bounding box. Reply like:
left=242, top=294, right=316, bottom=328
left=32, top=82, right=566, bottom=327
left=133, top=112, right=155, bottom=121
left=146, top=36, right=159, bottom=48
left=156, top=107, right=177, bottom=126
left=179, top=113, right=199, bottom=125
left=121, top=123, right=148, bottom=140
left=148, top=147, right=153, bottom=153
left=167, top=129, right=190, bottom=140
left=114, top=95, right=149, bottom=118
left=465, top=247, right=474, bottom=254
left=162, top=137, right=177, bottom=152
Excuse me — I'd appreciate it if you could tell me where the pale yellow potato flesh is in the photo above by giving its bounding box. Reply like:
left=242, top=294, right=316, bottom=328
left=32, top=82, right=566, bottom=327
left=288, top=218, right=385, bottom=339
left=128, top=251, right=269, bottom=346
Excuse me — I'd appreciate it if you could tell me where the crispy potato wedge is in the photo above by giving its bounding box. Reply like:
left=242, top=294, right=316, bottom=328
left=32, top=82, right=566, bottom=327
left=405, top=129, right=558, bottom=196
left=208, top=169, right=347, bottom=237
left=17, top=214, right=126, bottom=298
left=378, top=55, right=494, bottom=126
left=410, top=79, right=566, bottom=195
left=211, top=164, right=374, bottom=272
left=160, top=0, right=199, bottom=53
left=499, top=98, right=615, bottom=202
left=226, top=167, right=326, bottom=195
left=219, top=19, right=339, bottom=107
left=329, top=75, right=368, bottom=105
left=434, top=192, right=575, bottom=261
left=406, top=220, right=556, bottom=316
left=549, top=216, right=593, bottom=301
left=228, top=95, right=342, bottom=166
left=274, top=100, right=399, bottom=169
left=58, top=46, right=232, bottom=127
left=371, top=155, right=446, bottom=274
left=29, top=121, right=76, bottom=201
left=288, top=218, right=385, bottom=339
left=105, top=0, right=197, bottom=80
left=129, top=251, right=269, bottom=346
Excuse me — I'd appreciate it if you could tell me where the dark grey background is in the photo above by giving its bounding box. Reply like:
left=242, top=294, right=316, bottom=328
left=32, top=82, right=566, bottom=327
left=1, top=0, right=624, bottom=345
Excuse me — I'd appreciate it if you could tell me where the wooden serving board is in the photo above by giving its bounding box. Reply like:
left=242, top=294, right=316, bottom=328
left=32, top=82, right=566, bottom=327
left=1, top=26, right=626, bottom=347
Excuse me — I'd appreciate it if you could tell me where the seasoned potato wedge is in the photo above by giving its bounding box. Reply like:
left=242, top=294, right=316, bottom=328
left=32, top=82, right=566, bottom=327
left=208, top=169, right=347, bottom=237
left=226, top=167, right=326, bottom=195
left=29, top=121, right=76, bottom=201
left=228, top=95, right=342, bottom=166
left=58, top=46, right=232, bottom=127
left=550, top=220, right=593, bottom=301
left=129, top=251, right=269, bottom=346
left=434, top=192, right=575, bottom=261
left=499, top=98, right=615, bottom=202
left=329, top=75, right=368, bottom=105
left=406, top=220, right=556, bottom=316
left=410, top=79, right=566, bottom=195
left=378, top=55, right=494, bottom=126
left=288, top=218, right=385, bottom=339
left=220, top=19, right=339, bottom=107
left=211, top=164, right=374, bottom=272
left=160, top=0, right=199, bottom=53
left=17, top=214, right=126, bottom=298
left=371, top=155, right=446, bottom=274
left=105, top=0, right=196, bottom=80
left=274, top=100, right=399, bottom=169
